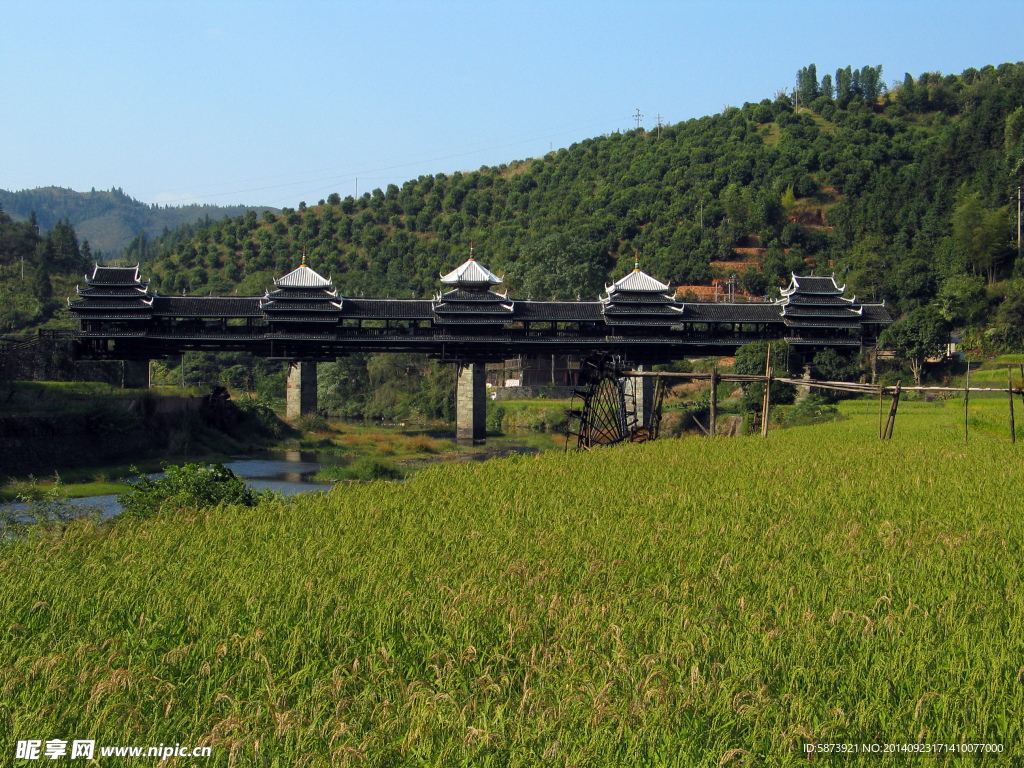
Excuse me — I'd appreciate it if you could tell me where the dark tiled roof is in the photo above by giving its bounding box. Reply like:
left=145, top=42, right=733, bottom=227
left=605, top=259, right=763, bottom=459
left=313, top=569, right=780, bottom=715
left=340, top=299, right=435, bottom=319
left=77, top=285, right=150, bottom=297
left=782, top=306, right=863, bottom=317
left=266, top=315, right=340, bottom=323
left=783, top=317, right=861, bottom=329
left=434, top=303, right=513, bottom=314
left=261, top=300, right=343, bottom=312
left=785, top=294, right=854, bottom=305
left=514, top=301, right=604, bottom=321
left=789, top=275, right=844, bottom=293
left=88, top=266, right=143, bottom=285
left=602, top=291, right=679, bottom=304
left=603, top=305, right=684, bottom=315
left=431, top=315, right=514, bottom=324
left=861, top=304, right=893, bottom=322
left=265, top=288, right=340, bottom=299
left=152, top=297, right=264, bottom=317
left=439, top=289, right=509, bottom=302
left=73, top=314, right=152, bottom=322
left=70, top=298, right=153, bottom=310
left=679, top=303, right=785, bottom=322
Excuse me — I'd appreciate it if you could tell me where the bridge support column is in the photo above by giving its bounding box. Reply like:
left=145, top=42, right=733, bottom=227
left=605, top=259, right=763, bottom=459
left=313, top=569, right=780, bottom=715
left=123, top=360, right=150, bottom=389
left=626, top=366, right=654, bottom=428
left=287, top=361, right=318, bottom=420
left=456, top=363, right=486, bottom=444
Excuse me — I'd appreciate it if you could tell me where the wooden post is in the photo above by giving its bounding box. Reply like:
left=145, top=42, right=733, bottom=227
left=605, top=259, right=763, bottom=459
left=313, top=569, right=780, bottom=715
left=1010, top=366, right=1016, bottom=444
left=1015, top=364, right=1024, bottom=430
left=878, top=385, right=884, bottom=440
left=965, top=364, right=970, bottom=443
left=761, top=366, right=773, bottom=438
left=709, top=366, right=718, bottom=438
left=761, top=343, right=772, bottom=437
left=883, top=380, right=902, bottom=440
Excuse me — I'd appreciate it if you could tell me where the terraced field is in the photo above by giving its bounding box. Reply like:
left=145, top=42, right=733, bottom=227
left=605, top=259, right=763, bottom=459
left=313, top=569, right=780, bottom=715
left=1, top=397, right=1021, bottom=765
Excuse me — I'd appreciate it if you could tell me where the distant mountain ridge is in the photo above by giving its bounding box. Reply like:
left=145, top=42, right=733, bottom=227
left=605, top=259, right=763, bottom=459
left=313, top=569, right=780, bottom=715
left=0, top=186, right=278, bottom=256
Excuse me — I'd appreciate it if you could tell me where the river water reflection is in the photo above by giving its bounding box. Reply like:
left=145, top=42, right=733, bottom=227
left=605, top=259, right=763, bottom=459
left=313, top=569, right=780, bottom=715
left=6, top=451, right=339, bottom=520
left=6, top=437, right=552, bottom=521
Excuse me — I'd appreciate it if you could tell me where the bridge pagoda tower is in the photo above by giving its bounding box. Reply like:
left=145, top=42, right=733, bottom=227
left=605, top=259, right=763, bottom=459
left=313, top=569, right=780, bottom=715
left=600, top=258, right=682, bottom=428
left=437, top=246, right=505, bottom=443
left=261, top=255, right=342, bottom=419
left=69, top=264, right=154, bottom=388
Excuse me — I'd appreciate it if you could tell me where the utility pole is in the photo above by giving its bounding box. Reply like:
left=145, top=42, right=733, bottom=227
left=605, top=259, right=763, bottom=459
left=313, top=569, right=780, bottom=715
left=355, top=177, right=358, bottom=199
left=656, top=114, right=663, bottom=139
left=634, top=108, right=643, bottom=130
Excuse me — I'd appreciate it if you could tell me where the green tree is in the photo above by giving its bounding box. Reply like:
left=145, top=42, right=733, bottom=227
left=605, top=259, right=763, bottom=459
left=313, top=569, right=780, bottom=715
left=506, top=234, right=610, bottom=300
left=879, top=306, right=949, bottom=385
left=734, top=340, right=799, bottom=411
left=936, top=275, right=987, bottom=327
left=952, top=193, right=1009, bottom=283
left=32, top=262, right=52, bottom=301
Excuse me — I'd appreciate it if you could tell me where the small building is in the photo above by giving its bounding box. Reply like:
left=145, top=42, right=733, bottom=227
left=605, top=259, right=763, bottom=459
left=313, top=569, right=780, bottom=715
left=486, top=355, right=582, bottom=387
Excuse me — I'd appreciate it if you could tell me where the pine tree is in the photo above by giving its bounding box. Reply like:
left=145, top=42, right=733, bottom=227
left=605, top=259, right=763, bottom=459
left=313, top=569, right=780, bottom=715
left=821, top=74, right=834, bottom=100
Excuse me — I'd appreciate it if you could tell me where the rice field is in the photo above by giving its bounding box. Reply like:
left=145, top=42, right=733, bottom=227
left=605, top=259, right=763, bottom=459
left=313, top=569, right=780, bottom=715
left=1, top=397, right=1022, bottom=766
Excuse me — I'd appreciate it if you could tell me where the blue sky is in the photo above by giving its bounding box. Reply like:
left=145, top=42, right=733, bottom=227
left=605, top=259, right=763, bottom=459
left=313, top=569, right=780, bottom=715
left=3, top=0, right=1023, bottom=209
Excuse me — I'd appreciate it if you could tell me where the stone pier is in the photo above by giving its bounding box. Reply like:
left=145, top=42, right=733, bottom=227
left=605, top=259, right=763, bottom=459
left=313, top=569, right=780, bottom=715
left=624, top=365, right=654, bottom=428
left=456, top=363, right=487, bottom=444
left=286, top=361, right=318, bottom=420
left=123, top=359, right=150, bottom=389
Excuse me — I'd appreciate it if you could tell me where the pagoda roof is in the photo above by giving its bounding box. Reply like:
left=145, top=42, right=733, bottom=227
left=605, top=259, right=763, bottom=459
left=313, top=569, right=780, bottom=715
left=781, top=305, right=864, bottom=318
left=274, top=264, right=334, bottom=289
left=76, top=284, right=150, bottom=297
left=261, top=299, right=344, bottom=312
left=606, top=269, right=670, bottom=294
left=439, top=258, right=503, bottom=287
left=85, top=264, right=146, bottom=286
left=265, top=287, right=339, bottom=300
left=780, top=274, right=845, bottom=296
left=438, top=288, right=509, bottom=302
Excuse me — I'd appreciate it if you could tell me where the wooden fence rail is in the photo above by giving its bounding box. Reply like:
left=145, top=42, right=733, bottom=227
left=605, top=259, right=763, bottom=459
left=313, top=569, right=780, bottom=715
left=620, top=368, right=1024, bottom=442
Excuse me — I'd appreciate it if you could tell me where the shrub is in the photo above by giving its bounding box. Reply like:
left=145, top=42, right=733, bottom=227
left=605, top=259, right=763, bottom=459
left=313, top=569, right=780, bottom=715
left=298, top=414, right=329, bottom=433
left=117, top=464, right=268, bottom=519
left=323, top=457, right=404, bottom=482
left=235, top=400, right=284, bottom=438
left=402, top=435, right=444, bottom=453
left=782, top=393, right=840, bottom=428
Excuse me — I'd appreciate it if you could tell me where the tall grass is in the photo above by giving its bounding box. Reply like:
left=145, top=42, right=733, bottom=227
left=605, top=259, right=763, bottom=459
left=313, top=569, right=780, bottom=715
left=1, top=400, right=1022, bottom=765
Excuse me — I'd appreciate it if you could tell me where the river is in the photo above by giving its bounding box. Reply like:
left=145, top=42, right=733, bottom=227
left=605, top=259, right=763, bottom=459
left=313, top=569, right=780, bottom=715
left=4, top=438, right=552, bottom=520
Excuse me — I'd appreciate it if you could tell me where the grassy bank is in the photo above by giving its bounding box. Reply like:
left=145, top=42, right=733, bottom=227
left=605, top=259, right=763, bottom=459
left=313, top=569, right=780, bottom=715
left=1, top=399, right=1021, bottom=765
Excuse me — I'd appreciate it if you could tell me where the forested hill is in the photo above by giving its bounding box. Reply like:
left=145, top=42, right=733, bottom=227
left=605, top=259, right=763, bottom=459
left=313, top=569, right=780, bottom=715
left=0, top=186, right=277, bottom=256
